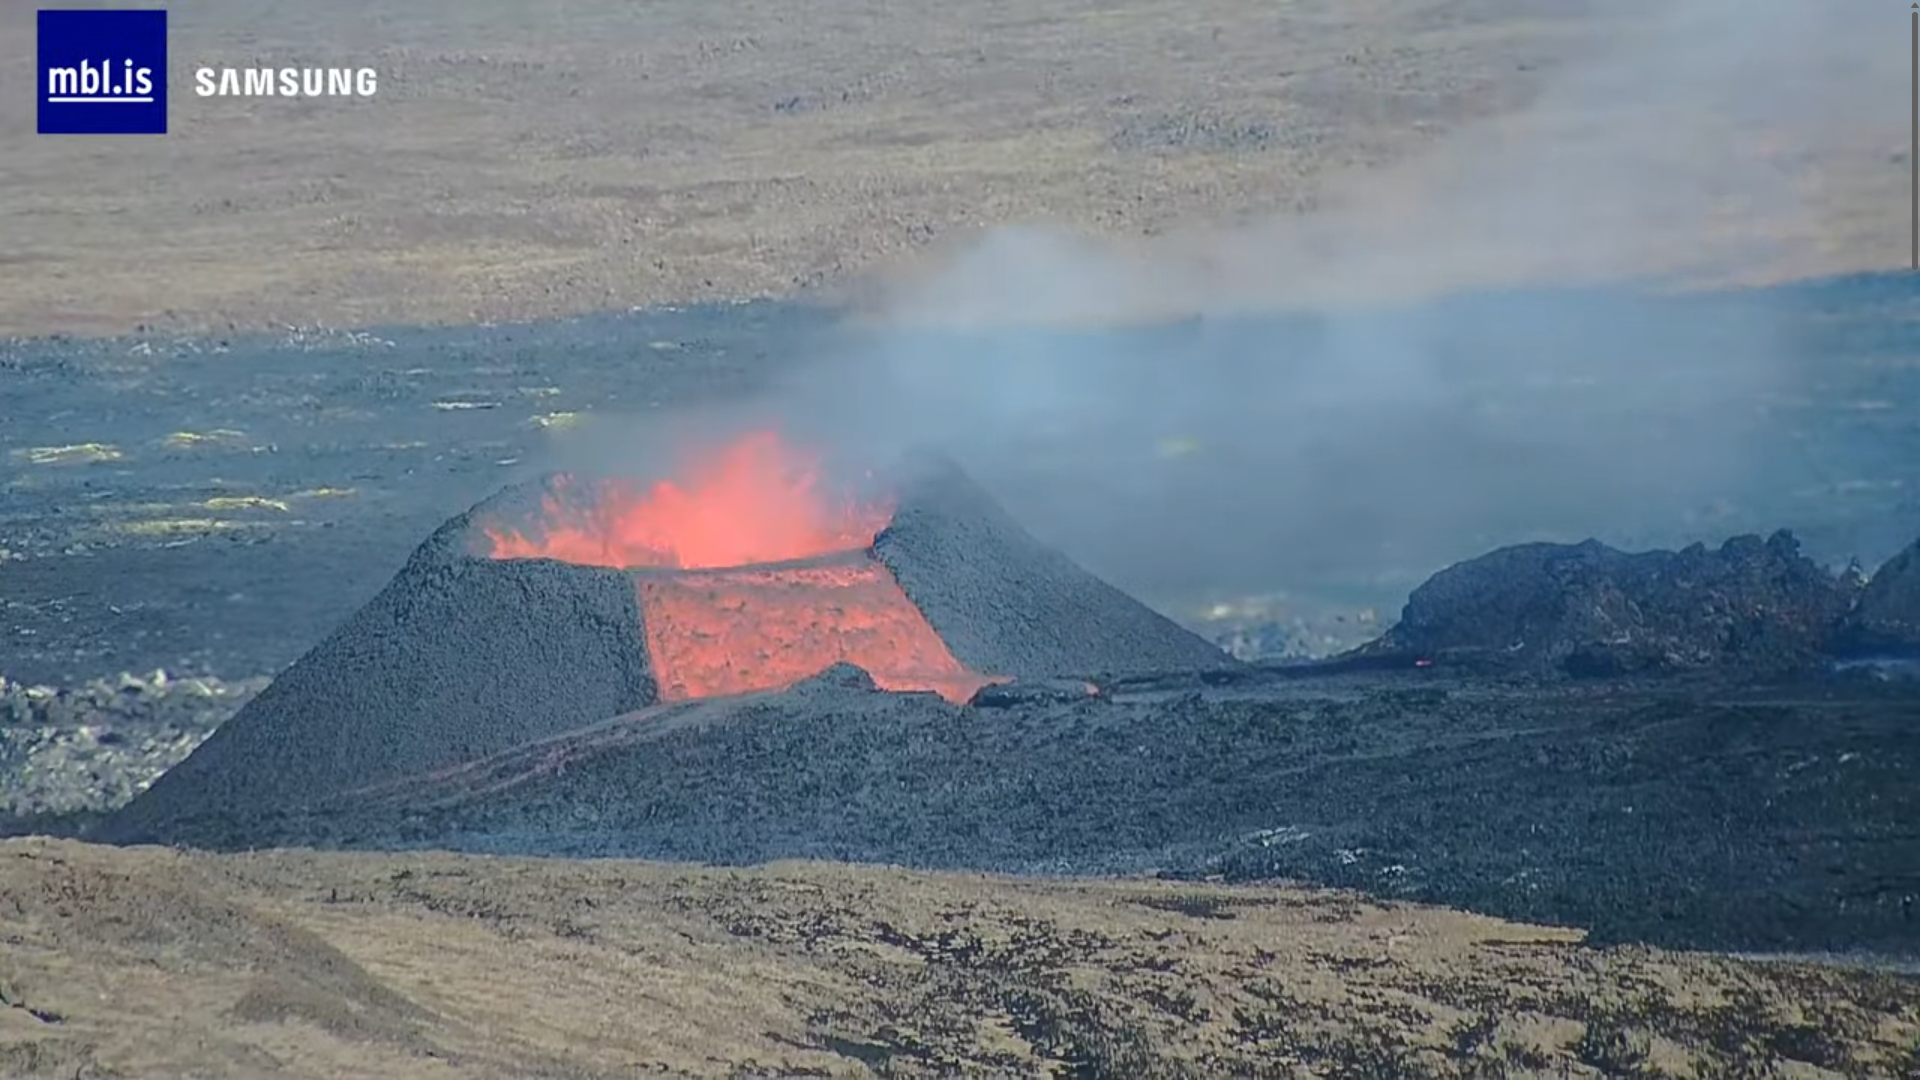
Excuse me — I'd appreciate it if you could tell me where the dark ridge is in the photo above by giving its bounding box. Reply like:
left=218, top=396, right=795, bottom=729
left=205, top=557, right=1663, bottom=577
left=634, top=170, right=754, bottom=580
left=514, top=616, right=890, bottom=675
left=1349, top=530, right=1859, bottom=677
left=873, top=455, right=1239, bottom=681
left=98, top=482, right=655, bottom=843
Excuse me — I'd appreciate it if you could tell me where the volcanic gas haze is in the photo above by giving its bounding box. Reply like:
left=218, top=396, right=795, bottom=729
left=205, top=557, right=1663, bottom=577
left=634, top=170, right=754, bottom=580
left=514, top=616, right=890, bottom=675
left=483, top=430, right=1000, bottom=703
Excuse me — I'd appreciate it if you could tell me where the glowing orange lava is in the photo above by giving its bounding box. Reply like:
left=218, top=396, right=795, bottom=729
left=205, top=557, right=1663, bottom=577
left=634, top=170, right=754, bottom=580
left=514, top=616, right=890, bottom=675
left=638, top=563, right=1000, bottom=704
left=484, top=431, right=893, bottom=570
left=485, top=430, right=1001, bottom=704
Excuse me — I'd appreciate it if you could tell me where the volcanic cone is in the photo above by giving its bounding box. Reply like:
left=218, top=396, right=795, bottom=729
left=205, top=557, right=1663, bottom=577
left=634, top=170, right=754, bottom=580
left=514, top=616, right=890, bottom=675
left=103, top=434, right=1232, bottom=843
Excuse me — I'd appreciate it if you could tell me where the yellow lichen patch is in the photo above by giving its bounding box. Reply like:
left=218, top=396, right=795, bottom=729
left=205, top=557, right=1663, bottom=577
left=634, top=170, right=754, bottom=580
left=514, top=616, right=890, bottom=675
left=203, top=496, right=290, bottom=513
left=58, top=500, right=167, bottom=516
left=529, top=411, right=584, bottom=431
left=115, top=518, right=249, bottom=537
left=161, top=429, right=247, bottom=450
left=15, top=443, right=124, bottom=466
left=288, top=486, right=356, bottom=500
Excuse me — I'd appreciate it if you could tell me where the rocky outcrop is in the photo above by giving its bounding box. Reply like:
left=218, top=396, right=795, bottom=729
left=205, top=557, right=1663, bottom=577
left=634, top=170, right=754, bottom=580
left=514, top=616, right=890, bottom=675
left=1355, top=531, right=1860, bottom=676
left=1838, top=538, right=1920, bottom=657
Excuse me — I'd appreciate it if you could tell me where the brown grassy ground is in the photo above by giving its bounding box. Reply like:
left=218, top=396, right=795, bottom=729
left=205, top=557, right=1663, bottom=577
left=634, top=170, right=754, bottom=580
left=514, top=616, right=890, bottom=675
left=0, top=0, right=1900, bottom=337
left=3, top=838, right=1917, bottom=1079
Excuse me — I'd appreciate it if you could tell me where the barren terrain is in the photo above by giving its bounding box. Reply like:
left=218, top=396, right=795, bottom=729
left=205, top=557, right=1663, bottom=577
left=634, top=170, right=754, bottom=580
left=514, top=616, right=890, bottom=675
left=6, top=837, right=1920, bottom=1079
left=0, top=0, right=1902, bottom=336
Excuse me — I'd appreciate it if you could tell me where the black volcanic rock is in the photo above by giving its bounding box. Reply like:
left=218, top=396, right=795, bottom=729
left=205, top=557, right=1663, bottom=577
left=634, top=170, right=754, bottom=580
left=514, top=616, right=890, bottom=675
left=1839, top=538, right=1920, bottom=657
left=1355, top=530, right=1857, bottom=676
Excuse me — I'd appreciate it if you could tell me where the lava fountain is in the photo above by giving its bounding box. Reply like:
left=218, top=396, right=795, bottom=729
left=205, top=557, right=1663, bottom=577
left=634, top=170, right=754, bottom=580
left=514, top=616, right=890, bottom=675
left=484, top=431, right=1001, bottom=703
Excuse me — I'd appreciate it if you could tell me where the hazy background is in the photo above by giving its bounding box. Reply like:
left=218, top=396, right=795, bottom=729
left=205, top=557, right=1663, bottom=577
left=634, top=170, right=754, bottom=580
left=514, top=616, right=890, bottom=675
left=552, top=0, right=1898, bottom=612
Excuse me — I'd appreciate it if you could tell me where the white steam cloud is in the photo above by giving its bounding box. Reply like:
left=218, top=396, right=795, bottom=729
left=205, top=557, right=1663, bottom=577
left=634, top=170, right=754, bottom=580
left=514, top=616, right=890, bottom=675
left=570, top=0, right=1891, bottom=611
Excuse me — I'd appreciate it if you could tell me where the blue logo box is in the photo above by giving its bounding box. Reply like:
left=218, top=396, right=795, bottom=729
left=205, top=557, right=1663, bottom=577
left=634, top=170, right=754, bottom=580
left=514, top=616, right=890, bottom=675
left=37, top=8, right=168, bottom=135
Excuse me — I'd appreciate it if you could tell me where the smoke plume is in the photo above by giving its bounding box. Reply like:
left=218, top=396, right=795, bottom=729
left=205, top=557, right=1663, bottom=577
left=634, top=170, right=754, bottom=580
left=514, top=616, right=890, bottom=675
left=578, top=0, right=1892, bottom=612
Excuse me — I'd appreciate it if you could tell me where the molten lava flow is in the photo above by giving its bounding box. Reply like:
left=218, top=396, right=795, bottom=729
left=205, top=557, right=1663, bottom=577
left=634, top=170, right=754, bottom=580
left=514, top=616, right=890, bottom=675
left=485, top=431, right=892, bottom=569
left=485, top=429, right=1003, bottom=704
left=637, top=562, right=1001, bottom=704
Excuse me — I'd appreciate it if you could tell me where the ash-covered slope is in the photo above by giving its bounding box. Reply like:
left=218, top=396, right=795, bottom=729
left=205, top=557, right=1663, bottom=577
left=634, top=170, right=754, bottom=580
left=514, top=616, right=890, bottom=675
left=874, top=458, right=1236, bottom=679
left=100, top=482, right=656, bottom=841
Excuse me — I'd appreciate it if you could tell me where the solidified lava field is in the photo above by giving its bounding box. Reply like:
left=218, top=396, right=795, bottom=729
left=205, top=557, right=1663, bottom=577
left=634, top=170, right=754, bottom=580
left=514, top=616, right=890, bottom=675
left=8, top=273, right=1920, bottom=970
left=100, top=660, right=1920, bottom=958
